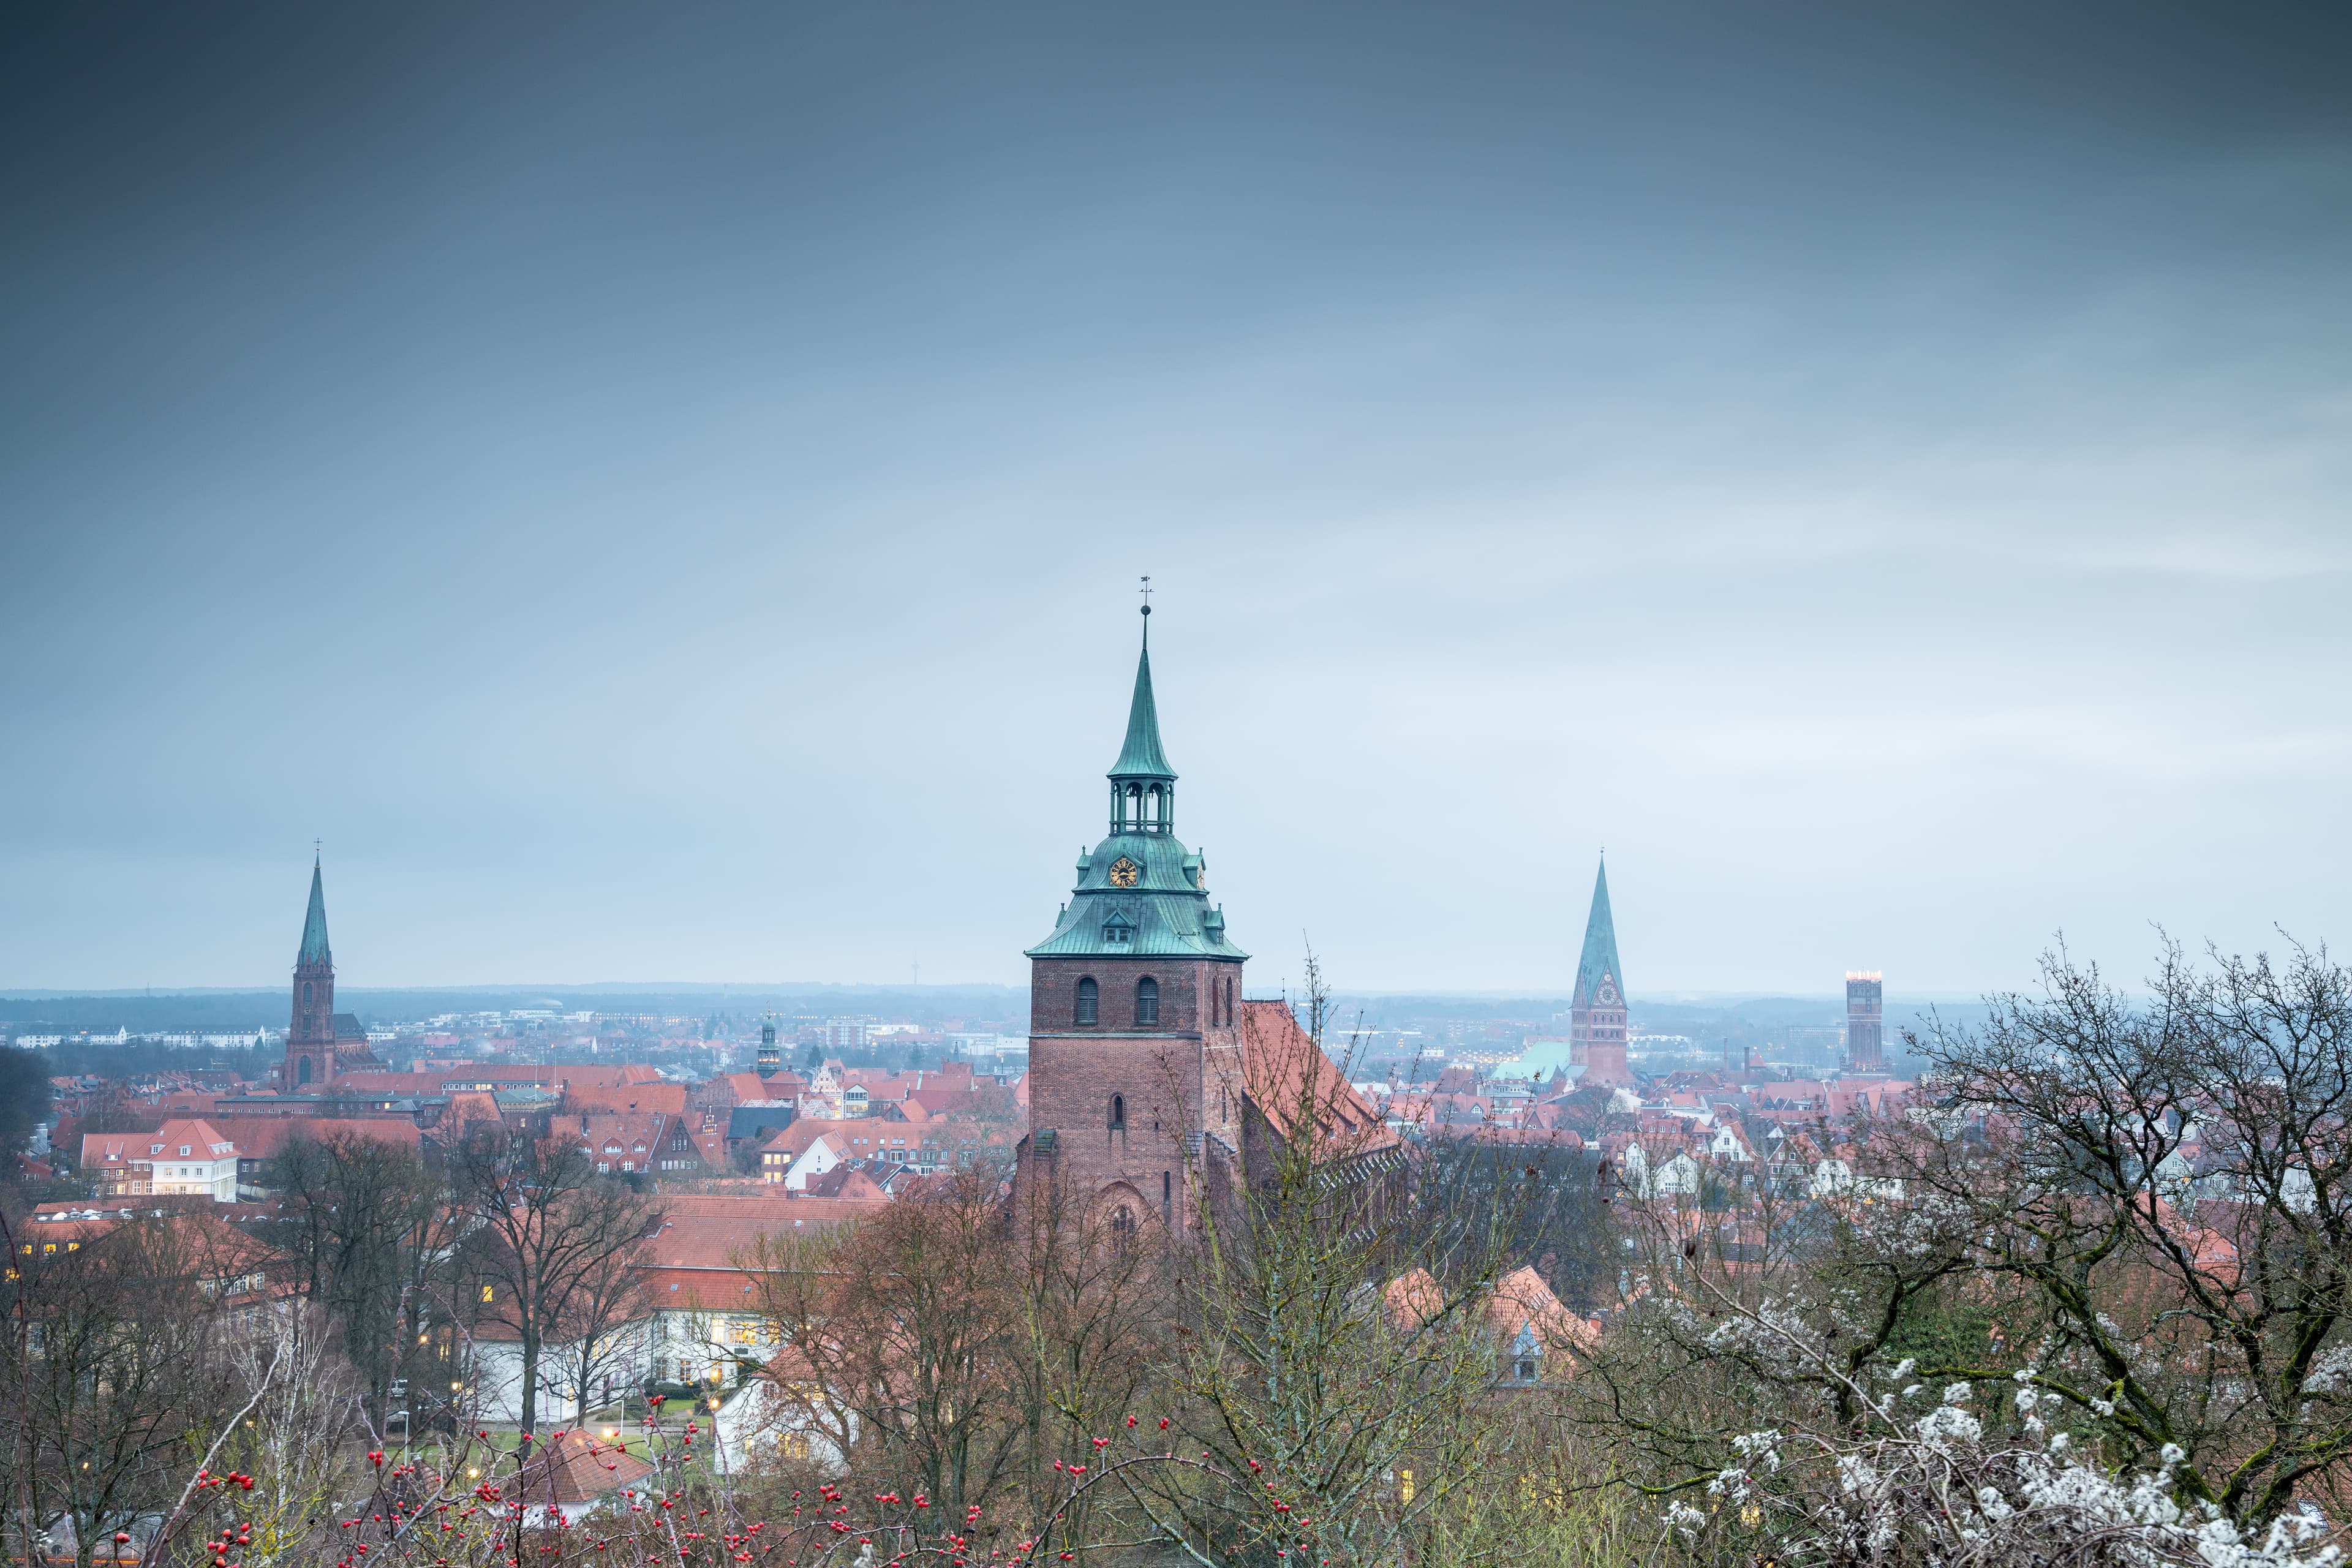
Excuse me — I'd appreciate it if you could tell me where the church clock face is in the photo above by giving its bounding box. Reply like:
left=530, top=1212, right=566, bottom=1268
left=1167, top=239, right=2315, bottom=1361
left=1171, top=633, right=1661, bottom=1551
left=1109, top=856, right=1140, bottom=888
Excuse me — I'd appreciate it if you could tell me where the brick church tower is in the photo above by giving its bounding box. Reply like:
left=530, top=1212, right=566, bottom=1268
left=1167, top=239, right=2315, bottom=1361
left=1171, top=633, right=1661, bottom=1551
left=282, top=854, right=379, bottom=1090
left=285, top=854, right=339, bottom=1089
left=1022, top=605, right=1248, bottom=1236
left=1569, top=858, right=1632, bottom=1088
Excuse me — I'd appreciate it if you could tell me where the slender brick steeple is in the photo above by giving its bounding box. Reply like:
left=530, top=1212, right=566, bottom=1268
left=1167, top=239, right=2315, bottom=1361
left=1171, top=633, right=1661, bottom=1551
left=287, top=853, right=338, bottom=1089
left=1570, top=857, right=1632, bottom=1088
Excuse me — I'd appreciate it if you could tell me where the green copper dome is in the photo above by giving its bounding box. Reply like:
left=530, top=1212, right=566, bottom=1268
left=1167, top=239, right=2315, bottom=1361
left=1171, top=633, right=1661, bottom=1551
left=1026, top=829, right=1247, bottom=960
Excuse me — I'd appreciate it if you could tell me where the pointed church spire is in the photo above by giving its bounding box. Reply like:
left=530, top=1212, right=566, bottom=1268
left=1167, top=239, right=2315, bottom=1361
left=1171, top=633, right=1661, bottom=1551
left=1109, top=599, right=1174, bottom=780
left=1572, top=856, right=1623, bottom=1008
left=298, top=852, right=333, bottom=967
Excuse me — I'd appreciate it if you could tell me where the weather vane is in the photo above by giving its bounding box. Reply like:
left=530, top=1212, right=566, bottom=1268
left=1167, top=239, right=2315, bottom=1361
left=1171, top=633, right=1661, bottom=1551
left=1139, top=574, right=1153, bottom=616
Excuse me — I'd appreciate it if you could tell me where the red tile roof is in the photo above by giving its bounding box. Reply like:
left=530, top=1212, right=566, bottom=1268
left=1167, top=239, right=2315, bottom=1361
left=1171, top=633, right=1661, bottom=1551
left=510, top=1433, right=654, bottom=1506
left=1241, top=1001, right=1397, bottom=1151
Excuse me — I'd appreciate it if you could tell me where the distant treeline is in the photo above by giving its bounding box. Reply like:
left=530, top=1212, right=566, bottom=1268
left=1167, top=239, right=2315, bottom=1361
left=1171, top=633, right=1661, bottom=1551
left=1, top=992, right=288, bottom=1035
left=20, top=1038, right=275, bottom=1083
left=1, top=982, right=1030, bottom=1036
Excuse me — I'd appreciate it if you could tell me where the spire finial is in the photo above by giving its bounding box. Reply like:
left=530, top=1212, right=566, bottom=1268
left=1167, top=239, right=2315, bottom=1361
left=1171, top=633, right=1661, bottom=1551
left=314, top=837, right=322, bottom=866
left=1139, top=575, right=1152, bottom=643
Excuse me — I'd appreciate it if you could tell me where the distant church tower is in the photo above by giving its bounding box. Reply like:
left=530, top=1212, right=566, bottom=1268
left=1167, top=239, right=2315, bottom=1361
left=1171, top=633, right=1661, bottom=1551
left=1022, top=602, right=1248, bottom=1236
left=1569, top=858, right=1632, bottom=1088
left=1845, top=971, right=1885, bottom=1074
left=286, top=854, right=339, bottom=1090
left=282, top=854, right=379, bottom=1090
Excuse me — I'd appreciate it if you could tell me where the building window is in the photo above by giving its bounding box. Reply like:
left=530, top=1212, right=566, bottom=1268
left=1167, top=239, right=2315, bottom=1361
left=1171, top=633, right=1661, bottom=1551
left=1111, top=1205, right=1135, bottom=1252
left=296, top=1056, right=312, bottom=1085
left=303, top=981, right=313, bottom=1006
left=1075, top=978, right=1098, bottom=1025
left=1136, top=977, right=1158, bottom=1025
left=1109, top=1095, right=1126, bottom=1132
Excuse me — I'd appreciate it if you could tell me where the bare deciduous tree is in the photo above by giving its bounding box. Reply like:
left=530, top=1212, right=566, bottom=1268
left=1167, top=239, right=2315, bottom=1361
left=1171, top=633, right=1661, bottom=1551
left=451, top=1133, right=662, bottom=1438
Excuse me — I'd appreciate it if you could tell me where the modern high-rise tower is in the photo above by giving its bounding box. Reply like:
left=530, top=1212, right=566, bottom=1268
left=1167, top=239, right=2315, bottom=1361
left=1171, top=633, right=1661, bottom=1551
left=1845, top=971, right=1885, bottom=1074
left=1569, top=859, right=1632, bottom=1088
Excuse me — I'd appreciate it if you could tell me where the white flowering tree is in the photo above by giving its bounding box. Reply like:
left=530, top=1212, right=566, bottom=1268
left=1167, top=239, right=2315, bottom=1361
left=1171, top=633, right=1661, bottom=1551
left=1581, top=938, right=2352, bottom=1566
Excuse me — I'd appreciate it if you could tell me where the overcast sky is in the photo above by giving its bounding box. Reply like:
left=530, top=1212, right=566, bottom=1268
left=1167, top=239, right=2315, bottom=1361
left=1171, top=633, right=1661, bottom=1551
left=4, top=3, right=2347, bottom=997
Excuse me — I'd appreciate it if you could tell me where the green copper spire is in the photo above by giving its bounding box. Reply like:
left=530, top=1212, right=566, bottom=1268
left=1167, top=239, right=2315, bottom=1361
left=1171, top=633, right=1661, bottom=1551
left=297, top=854, right=332, bottom=967
left=1109, top=605, right=1173, bottom=780
left=1572, top=856, right=1622, bottom=1007
left=1031, top=597, right=1243, bottom=959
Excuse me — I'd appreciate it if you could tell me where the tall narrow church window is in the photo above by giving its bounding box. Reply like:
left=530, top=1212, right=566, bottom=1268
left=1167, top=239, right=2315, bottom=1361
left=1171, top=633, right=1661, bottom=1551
left=303, top=981, right=313, bottom=1006
left=1136, top=977, right=1159, bottom=1025
left=1076, top=978, right=1099, bottom=1025
left=1109, top=1094, right=1126, bottom=1132
left=297, top=1056, right=312, bottom=1085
